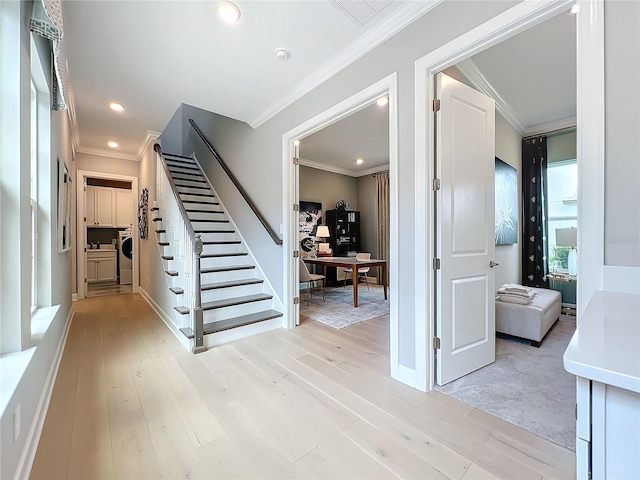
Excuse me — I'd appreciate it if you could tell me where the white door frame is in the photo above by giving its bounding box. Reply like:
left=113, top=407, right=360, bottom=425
left=282, top=73, right=400, bottom=379
left=76, top=170, right=139, bottom=300
left=414, top=0, right=604, bottom=391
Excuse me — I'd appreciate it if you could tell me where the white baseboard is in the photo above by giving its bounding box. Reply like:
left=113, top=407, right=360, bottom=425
left=138, top=288, right=191, bottom=351
left=14, top=307, right=74, bottom=480
left=203, top=317, right=281, bottom=348
left=604, top=266, right=640, bottom=294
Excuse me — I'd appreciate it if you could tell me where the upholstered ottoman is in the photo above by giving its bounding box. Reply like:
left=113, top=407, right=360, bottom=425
left=495, top=287, right=561, bottom=347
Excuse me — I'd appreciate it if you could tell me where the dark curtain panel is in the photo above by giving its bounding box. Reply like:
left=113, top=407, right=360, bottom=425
left=521, top=136, right=549, bottom=288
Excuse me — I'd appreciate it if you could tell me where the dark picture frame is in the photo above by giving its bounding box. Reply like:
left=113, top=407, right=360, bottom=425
left=495, top=157, right=518, bottom=245
left=299, top=201, right=322, bottom=254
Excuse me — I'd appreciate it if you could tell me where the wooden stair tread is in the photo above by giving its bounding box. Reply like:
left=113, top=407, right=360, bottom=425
left=156, top=229, right=166, bottom=233
left=202, top=293, right=273, bottom=311
left=194, top=229, right=235, bottom=233
left=168, top=169, right=201, bottom=176
left=201, top=278, right=264, bottom=290
left=164, top=152, right=195, bottom=160
left=179, top=192, right=216, bottom=198
left=152, top=217, right=162, bottom=222
left=201, top=252, right=248, bottom=258
left=150, top=207, right=159, bottom=211
left=179, top=310, right=283, bottom=338
left=203, top=240, right=241, bottom=245
left=186, top=209, right=224, bottom=213
left=158, top=241, right=170, bottom=246
left=183, top=200, right=219, bottom=205
left=165, top=270, right=179, bottom=276
left=169, top=287, right=184, bottom=295
left=168, top=164, right=199, bottom=172
left=176, top=184, right=211, bottom=190
left=201, top=264, right=255, bottom=273
left=171, top=176, right=205, bottom=183
left=174, top=306, right=189, bottom=315
left=190, top=219, right=229, bottom=223
left=161, top=255, right=174, bottom=260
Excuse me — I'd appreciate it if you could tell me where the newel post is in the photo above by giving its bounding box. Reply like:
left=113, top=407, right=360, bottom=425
left=193, top=233, right=206, bottom=353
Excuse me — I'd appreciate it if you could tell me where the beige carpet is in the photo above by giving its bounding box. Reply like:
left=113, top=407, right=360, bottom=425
left=435, top=319, right=576, bottom=451
left=300, top=284, right=389, bottom=329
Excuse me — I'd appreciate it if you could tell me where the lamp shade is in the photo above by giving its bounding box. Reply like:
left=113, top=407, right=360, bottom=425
left=555, top=227, right=577, bottom=248
left=316, top=225, right=330, bottom=238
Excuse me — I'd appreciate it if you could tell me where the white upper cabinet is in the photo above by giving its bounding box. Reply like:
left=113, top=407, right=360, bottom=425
left=115, top=189, right=133, bottom=228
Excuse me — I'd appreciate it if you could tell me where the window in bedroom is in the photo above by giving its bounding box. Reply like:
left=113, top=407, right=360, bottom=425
left=547, top=159, right=577, bottom=272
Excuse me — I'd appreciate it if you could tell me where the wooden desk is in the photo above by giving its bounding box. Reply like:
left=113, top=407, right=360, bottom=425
left=304, top=256, right=387, bottom=307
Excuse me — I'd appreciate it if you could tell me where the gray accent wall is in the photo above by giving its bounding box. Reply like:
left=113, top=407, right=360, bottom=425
left=299, top=165, right=358, bottom=217
left=495, top=112, right=522, bottom=288
left=604, top=0, right=640, bottom=267
left=357, top=174, right=379, bottom=262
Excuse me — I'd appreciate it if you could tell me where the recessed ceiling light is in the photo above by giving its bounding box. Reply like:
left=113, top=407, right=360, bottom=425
left=356, top=158, right=364, bottom=165
left=376, top=96, right=388, bottom=106
left=108, top=141, right=119, bottom=148
left=218, top=1, right=241, bottom=23
left=570, top=4, right=579, bottom=14
left=275, top=48, right=290, bottom=61
left=109, top=102, right=124, bottom=112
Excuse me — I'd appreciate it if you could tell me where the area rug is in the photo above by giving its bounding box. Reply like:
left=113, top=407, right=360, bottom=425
left=435, top=320, right=576, bottom=451
left=300, top=285, right=389, bottom=329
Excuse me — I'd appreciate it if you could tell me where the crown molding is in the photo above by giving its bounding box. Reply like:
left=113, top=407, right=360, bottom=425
left=455, top=59, right=527, bottom=135
left=136, top=130, right=162, bottom=159
left=299, top=157, right=388, bottom=178
left=525, top=116, right=576, bottom=136
left=248, top=0, right=444, bottom=129
left=75, top=130, right=162, bottom=162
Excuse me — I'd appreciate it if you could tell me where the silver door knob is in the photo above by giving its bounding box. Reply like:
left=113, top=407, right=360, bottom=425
left=489, top=260, right=500, bottom=268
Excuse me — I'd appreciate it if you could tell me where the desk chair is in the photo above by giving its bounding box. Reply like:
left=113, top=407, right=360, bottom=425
left=343, top=252, right=371, bottom=291
left=299, top=258, right=325, bottom=305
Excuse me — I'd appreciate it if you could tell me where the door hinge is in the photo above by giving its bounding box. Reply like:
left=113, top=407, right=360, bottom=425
left=433, top=337, right=441, bottom=349
left=84, top=247, right=87, bottom=252
left=433, top=99, right=441, bottom=112
left=293, top=250, right=300, bottom=258
left=433, top=258, right=441, bottom=270
left=293, top=203, right=299, bottom=212
left=432, top=179, right=441, bottom=191
left=293, top=297, right=300, bottom=305
left=575, top=404, right=578, bottom=420
left=293, top=157, right=299, bottom=165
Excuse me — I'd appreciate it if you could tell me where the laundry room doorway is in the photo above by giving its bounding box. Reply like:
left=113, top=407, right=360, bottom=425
left=76, top=170, right=139, bottom=299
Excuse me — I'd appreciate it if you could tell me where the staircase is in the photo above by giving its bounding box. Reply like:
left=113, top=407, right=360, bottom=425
left=153, top=148, right=282, bottom=352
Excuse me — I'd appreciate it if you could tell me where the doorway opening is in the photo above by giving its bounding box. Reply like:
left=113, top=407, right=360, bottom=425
left=413, top=0, right=603, bottom=451
left=76, top=170, right=139, bottom=300
left=282, top=73, right=402, bottom=380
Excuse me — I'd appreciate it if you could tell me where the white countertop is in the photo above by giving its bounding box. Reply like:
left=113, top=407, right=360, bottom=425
left=564, top=291, right=640, bottom=393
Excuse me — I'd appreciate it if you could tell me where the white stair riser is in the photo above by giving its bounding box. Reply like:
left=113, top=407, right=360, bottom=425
left=168, top=169, right=201, bottom=177
left=180, top=194, right=217, bottom=203
left=200, top=255, right=250, bottom=269
left=201, top=283, right=264, bottom=302
left=172, top=177, right=205, bottom=185
left=197, top=231, right=238, bottom=242
left=177, top=187, right=213, bottom=196
left=202, top=244, right=244, bottom=254
left=203, top=299, right=273, bottom=323
left=187, top=211, right=226, bottom=220
left=190, top=219, right=230, bottom=228
left=201, top=268, right=256, bottom=283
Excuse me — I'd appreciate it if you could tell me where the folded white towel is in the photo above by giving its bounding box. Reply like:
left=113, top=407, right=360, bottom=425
left=497, top=294, right=532, bottom=305
left=497, top=288, right=535, bottom=300
left=500, top=283, right=532, bottom=294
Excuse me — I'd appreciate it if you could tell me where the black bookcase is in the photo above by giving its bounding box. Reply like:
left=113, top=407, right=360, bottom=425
left=325, top=209, right=361, bottom=285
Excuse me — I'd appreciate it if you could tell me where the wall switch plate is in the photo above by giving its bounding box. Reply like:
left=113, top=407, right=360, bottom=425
left=279, top=224, right=283, bottom=235
left=13, top=404, right=20, bottom=442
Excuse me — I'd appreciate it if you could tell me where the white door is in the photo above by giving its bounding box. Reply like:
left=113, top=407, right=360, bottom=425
left=436, top=73, right=496, bottom=385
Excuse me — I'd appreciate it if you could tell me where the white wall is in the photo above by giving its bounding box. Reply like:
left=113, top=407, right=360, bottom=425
left=160, top=0, right=518, bottom=370
left=75, top=152, right=140, bottom=178
left=494, top=112, right=522, bottom=287
left=0, top=2, right=74, bottom=477
left=604, top=0, right=640, bottom=268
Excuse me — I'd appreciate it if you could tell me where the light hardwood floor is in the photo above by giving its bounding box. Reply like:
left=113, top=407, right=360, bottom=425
left=31, top=293, right=575, bottom=479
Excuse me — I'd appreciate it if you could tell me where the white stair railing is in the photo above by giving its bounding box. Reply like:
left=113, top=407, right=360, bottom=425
left=154, top=145, right=205, bottom=353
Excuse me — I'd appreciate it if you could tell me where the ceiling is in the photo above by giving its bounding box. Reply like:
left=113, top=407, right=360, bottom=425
left=61, top=1, right=576, bottom=167
left=61, top=0, right=441, bottom=159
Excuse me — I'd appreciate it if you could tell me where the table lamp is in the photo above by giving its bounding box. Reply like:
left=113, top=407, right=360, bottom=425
left=555, top=227, right=577, bottom=276
left=316, top=225, right=331, bottom=255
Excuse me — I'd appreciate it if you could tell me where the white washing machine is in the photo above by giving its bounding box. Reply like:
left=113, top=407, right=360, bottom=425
left=118, top=229, right=133, bottom=285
